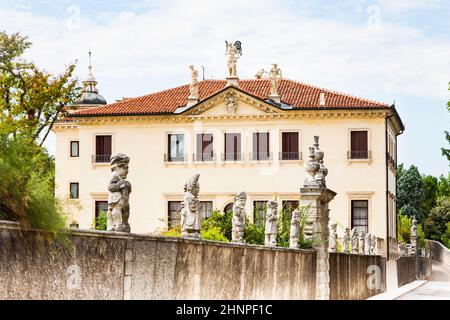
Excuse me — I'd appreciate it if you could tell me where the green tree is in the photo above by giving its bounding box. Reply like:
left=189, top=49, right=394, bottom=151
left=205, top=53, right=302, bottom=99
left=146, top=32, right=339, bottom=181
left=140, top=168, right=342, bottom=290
left=421, top=175, right=438, bottom=216
left=0, top=32, right=79, bottom=232
left=424, top=197, right=450, bottom=241
left=397, top=165, right=425, bottom=222
left=441, top=83, right=450, bottom=161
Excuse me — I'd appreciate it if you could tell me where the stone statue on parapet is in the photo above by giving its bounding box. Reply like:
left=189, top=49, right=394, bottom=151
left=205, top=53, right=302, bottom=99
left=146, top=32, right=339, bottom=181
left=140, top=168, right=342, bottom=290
left=289, top=208, right=301, bottom=249
left=329, top=222, right=337, bottom=252
left=264, top=200, right=278, bottom=247
left=351, top=227, right=359, bottom=254
left=107, top=153, right=131, bottom=232
left=342, top=227, right=350, bottom=253
left=181, top=174, right=202, bottom=239
left=232, top=192, right=247, bottom=243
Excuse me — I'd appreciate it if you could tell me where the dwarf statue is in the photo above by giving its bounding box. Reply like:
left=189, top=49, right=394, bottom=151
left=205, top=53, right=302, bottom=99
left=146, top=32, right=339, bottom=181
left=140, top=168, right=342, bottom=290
left=265, top=200, right=278, bottom=247
left=351, top=227, right=359, bottom=254
left=359, top=231, right=365, bottom=255
left=342, top=227, right=350, bottom=253
left=370, top=234, right=377, bottom=255
left=107, top=153, right=131, bottom=232
left=364, top=233, right=371, bottom=255
left=232, top=192, right=247, bottom=243
left=289, top=208, right=301, bottom=249
left=181, top=174, right=201, bottom=239
left=329, top=223, right=338, bottom=253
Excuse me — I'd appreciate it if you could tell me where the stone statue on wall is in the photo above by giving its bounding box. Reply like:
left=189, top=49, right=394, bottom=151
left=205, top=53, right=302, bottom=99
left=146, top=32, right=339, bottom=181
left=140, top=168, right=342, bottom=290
left=264, top=200, right=278, bottom=247
left=225, top=40, right=242, bottom=78
left=189, top=65, right=199, bottom=98
left=181, top=174, right=202, bottom=239
left=107, top=153, right=132, bottom=232
left=342, top=227, right=350, bottom=253
left=268, top=63, right=282, bottom=97
left=329, top=222, right=337, bottom=253
left=289, top=208, right=301, bottom=249
left=358, top=231, right=365, bottom=254
left=232, top=192, right=247, bottom=243
left=370, top=234, right=377, bottom=255
left=225, top=91, right=238, bottom=113
left=364, top=233, right=371, bottom=255
left=411, top=215, right=418, bottom=237
left=351, top=227, right=358, bottom=254
left=304, top=147, right=320, bottom=188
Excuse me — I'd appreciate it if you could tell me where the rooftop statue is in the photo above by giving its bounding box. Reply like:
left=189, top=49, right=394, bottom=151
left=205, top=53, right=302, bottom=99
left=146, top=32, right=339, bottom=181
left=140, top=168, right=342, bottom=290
left=268, top=63, right=282, bottom=97
left=107, top=153, right=131, bottom=232
left=189, top=65, right=199, bottom=98
left=225, top=40, right=242, bottom=78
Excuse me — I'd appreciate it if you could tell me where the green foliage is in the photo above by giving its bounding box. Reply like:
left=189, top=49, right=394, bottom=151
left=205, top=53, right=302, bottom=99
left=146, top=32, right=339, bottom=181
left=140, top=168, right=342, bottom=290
left=337, top=242, right=343, bottom=253
left=424, top=197, right=450, bottom=242
left=93, top=212, right=107, bottom=231
left=397, top=165, right=425, bottom=223
left=243, top=221, right=265, bottom=245
left=276, top=207, right=291, bottom=248
left=202, top=209, right=233, bottom=240
left=421, top=175, right=439, bottom=215
left=397, top=211, right=426, bottom=248
left=442, top=84, right=450, bottom=161
left=202, top=227, right=229, bottom=242
left=441, top=222, right=450, bottom=249
left=162, top=225, right=181, bottom=238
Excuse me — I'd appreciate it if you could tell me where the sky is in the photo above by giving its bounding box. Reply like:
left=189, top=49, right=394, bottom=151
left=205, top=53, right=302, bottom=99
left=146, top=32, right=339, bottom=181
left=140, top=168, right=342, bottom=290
left=0, top=0, right=449, bottom=176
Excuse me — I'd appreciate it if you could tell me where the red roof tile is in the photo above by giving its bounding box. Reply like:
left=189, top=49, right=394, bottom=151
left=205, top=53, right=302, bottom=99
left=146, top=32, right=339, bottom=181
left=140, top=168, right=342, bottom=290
left=71, top=79, right=389, bottom=116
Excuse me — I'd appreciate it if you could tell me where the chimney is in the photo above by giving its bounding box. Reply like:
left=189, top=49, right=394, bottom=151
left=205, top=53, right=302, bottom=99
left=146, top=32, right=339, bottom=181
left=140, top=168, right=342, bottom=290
left=319, top=92, right=326, bottom=107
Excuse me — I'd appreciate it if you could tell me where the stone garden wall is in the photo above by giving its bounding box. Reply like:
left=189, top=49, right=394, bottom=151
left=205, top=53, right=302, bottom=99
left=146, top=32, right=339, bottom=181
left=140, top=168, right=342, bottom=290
left=0, top=221, right=316, bottom=300
left=329, top=253, right=386, bottom=300
left=427, top=240, right=450, bottom=268
left=397, top=256, right=417, bottom=287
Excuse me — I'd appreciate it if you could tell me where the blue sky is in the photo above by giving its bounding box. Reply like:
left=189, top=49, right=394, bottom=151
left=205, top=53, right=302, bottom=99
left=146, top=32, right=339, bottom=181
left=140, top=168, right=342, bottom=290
left=0, top=0, right=449, bottom=176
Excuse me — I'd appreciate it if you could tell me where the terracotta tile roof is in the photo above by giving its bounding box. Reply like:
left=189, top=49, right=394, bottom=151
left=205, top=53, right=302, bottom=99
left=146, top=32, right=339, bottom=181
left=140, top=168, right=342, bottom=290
left=71, top=79, right=390, bottom=117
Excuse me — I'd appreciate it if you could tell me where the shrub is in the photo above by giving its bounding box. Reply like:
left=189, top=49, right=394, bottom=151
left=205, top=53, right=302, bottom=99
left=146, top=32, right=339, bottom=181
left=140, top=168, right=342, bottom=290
left=244, top=221, right=265, bottom=245
left=202, top=227, right=229, bottom=242
left=93, top=212, right=107, bottom=231
left=162, top=225, right=181, bottom=237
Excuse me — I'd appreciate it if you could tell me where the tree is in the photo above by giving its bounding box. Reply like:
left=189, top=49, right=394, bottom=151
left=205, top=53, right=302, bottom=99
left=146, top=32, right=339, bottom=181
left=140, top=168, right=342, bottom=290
left=397, top=165, right=425, bottom=222
left=442, top=83, right=450, bottom=161
left=0, top=32, right=79, bottom=232
left=425, top=197, right=450, bottom=242
left=0, top=32, right=79, bottom=146
left=421, top=175, right=438, bottom=216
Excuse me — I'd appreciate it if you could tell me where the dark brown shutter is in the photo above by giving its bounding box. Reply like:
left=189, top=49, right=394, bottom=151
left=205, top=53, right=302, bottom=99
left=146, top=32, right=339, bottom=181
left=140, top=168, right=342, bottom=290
left=351, top=131, right=368, bottom=158
left=96, top=135, right=112, bottom=156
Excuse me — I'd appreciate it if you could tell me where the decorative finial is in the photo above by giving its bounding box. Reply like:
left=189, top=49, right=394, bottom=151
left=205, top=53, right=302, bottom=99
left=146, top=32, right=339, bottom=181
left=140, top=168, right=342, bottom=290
left=88, top=50, right=92, bottom=73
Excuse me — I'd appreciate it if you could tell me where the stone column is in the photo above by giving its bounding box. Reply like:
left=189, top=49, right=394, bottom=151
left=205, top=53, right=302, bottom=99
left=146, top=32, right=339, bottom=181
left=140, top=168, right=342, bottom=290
left=300, top=138, right=336, bottom=300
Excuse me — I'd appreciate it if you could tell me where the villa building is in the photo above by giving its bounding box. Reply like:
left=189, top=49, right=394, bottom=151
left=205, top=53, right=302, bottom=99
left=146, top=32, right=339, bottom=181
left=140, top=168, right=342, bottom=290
left=53, top=52, right=404, bottom=259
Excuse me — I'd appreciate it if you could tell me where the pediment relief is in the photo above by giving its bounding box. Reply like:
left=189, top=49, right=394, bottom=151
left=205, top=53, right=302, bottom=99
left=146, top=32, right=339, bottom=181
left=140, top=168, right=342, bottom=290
left=184, top=87, right=281, bottom=116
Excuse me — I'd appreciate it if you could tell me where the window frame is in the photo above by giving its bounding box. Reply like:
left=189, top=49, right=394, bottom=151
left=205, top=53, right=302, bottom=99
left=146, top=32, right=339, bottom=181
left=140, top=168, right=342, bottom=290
left=252, top=131, right=271, bottom=161
left=253, top=200, right=267, bottom=227
left=69, top=182, right=79, bottom=199
left=224, top=132, right=242, bottom=161
left=195, top=133, right=215, bottom=162
left=280, top=131, right=300, bottom=161
left=167, top=200, right=183, bottom=228
left=94, top=134, right=113, bottom=163
left=166, top=133, right=186, bottom=162
left=70, top=141, right=79, bottom=158
left=351, top=199, right=369, bottom=234
left=348, top=129, right=371, bottom=161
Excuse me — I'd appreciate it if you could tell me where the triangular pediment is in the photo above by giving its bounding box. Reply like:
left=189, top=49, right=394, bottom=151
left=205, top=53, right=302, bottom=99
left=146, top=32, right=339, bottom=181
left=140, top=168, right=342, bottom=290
left=182, top=86, right=282, bottom=116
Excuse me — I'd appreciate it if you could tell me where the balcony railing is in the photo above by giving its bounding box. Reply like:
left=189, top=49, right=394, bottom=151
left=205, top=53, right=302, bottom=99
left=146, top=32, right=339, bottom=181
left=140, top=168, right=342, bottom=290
left=251, top=152, right=273, bottom=161
left=194, top=153, right=215, bottom=162
left=387, top=153, right=397, bottom=168
left=279, top=151, right=302, bottom=160
left=347, top=150, right=371, bottom=160
left=222, top=152, right=243, bottom=161
left=92, top=154, right=111, bottom=163
left=164, top=154, right=186, bottom=162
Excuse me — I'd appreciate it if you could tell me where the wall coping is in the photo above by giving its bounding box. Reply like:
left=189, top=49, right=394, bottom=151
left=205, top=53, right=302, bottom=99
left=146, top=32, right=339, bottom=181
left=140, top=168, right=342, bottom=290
left=330, top=252, right=384, bottom=258
left=0, top=220, right=316, bottom=255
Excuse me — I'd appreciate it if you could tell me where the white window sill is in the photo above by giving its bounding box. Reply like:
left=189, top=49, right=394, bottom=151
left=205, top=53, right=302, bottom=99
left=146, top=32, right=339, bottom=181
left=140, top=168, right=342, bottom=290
left=347, top=158, right=372, bottom=164
left=279, top=160, right=303, bottom=164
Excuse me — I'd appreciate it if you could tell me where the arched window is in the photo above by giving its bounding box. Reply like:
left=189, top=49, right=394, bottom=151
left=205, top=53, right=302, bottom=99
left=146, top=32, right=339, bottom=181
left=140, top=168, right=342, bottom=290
left=223, top=203, right=233, bottom=214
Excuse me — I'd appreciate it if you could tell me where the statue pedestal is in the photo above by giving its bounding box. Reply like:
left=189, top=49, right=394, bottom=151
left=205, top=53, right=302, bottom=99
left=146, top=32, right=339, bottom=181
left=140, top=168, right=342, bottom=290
left=300, top=187, right=336, bottom=300
left=187, top=96, right=199, bottom=107
left=226, top=76, right=239, bottom=88
left=269, top=94, right=281, bottom=103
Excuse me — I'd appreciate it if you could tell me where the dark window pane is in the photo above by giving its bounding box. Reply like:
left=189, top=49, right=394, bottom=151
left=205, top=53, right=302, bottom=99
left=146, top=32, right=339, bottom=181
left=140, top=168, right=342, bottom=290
left=223, top=203, right=234, bottom=214
left=168, top=201, right=182, bottom=228
left=95, top=135, right=112, bottom=162
left=350, top=131, right=368, bottom=159
left=200, top=201, right=213, bottom=218
left=281, top=132, right=299, bottom=160
left=253, top=201, right=267, bottom=227
left=70, top=183, right=79, bottom=199
left=351, top=200, right=368, bottom=233
left=70, top=141, right=79, bottom=157
left=224, top=133, right=241, bottom=161
left=252, top=132, right=270, bottom=160
left=196, top=134, right=214, bottom=161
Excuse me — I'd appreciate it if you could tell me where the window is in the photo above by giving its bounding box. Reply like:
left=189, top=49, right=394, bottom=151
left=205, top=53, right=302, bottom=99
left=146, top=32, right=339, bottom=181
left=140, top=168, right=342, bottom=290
left=95, top=201, right=108, bottom=221
left=351, top=200, right=368, bottom=233
left=223, top=203, right=234, bottom=214
left=69, top=182, right=79, bottom=199
left=282, top=200, right=299, bottom=215
left=200, top=201, right=213, bottom=219
left=95, top=135, right=112, bottom=163
left=224, top=133, right=242, bottom=161
left=168, top=201, right=182, bottom=228
left=70, top=141, right=79, bottom=157
left=167, top=134, right=185, bottom=162
left=349, top=131, right=368, bottom=159
left=252, top=132, right=270, bottom=160
left=196, top=133, right=214, bottom=161
left=281, top=132, right=299, bottom=160
left=253, top=201, right=267, bottom=227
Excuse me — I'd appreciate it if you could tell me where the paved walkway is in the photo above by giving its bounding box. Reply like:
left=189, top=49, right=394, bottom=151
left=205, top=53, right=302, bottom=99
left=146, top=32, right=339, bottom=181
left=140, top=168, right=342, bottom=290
left=396, top=260, right=450, bottom=300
